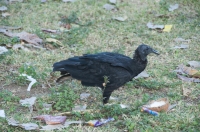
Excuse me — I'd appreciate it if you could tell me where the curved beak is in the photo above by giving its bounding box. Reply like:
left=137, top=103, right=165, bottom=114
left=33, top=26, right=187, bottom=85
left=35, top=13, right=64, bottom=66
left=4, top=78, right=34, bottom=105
left=152, top=49, right=160, bottom=55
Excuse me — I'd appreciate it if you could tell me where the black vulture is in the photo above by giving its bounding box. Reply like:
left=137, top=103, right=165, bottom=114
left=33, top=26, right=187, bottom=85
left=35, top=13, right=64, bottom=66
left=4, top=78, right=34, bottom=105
left=52, top=44, right=159, bottom=104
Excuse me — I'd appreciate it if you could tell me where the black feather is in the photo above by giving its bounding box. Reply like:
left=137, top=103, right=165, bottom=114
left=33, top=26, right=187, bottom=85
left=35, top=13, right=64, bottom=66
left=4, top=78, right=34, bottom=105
left=52, top=44, right=159, bottom=104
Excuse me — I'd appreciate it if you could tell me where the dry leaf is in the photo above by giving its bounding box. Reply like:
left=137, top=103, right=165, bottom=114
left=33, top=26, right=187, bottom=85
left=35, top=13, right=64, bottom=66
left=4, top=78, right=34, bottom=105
left=176, top=64, right=198, bottom=76
left=134, top=71, right=149, bottom=79
left=72, top=105, right=87, bottom=112
left=109, top=0, right=116, bottom=4
left=46, top=38, right=63, bottom=47
left=0, top=110, right=5, bottom=118
left=188, top=61, right=200, bottom=68
left=42, top=28, right=57, bottom=33
left=174, top=37, right=190, bottom=43
left=112, top=16, right=127, bottom=22
left=3, top=31, right=42, bottom=45
left=177, top=74, right=200, bottom=83
left=33, top=115, right=67, bottom=125
left=169, top=4, right=179, bottom=12
left=0, top=6, right=7, bottom=11
left=0, top=46, right=8, bottom=55
left=183, top=87, right=192, bottom=96
left=147, top=22, right=164, bottom=29
left=173, top=44, right=189, bottom=49
left=80, top=93, right=90, bottom=100
left=103, top=4, right=116, bottom=11
left=2, top=12, right=10, bottom=17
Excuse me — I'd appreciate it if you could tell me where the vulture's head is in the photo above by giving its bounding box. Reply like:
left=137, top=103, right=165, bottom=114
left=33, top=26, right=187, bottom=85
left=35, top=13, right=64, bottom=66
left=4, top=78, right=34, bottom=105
left=134, top=44, right=159, bottom=61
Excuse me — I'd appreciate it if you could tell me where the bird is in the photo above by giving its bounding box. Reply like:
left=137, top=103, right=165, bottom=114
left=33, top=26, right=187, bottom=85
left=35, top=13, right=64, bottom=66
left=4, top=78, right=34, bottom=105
left=52, top=44, right=159, bottom=104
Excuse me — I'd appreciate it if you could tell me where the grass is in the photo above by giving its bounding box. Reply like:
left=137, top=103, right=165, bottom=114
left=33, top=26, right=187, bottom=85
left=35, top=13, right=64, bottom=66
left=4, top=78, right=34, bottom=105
left=0, top=0, right=200, bottom=131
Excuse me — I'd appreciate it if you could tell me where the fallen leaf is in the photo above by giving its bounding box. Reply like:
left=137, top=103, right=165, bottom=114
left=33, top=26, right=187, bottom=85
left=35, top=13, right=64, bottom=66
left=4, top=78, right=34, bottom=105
left=33, top=115, right=67, bottom=125
left=0, top=6, right=7, bottom=11
left=167, top=104, right=177, bottom=112
left=177, top=74, right=200, bottom=83
left=20, top=123, right=39, bottom=130
left=46, top=38, right=63, bottom=47
left=0, top=110, right=5, bottom=118
left=62, top=0, right=76, bottom=2
left=42, top=28, right=57, bottom=33
left=134, top=71, right=149, bottom=79
left=12, top=44, right=29, bottom=51
left=20, top=74, right=37, bottom=91
left=2, top=12, right=10, bottom=17
left=2, top=31, right=42, bottom=45
left=20, top=97, right=37, bottom=112
left=0, top=46, right=8, bottom=55
left=103, top=4, right=116, bottom=11
left=174, top=37, right=190, bottom=43
left=183, top=87, right=192, bottom=96
left=40, top=121, right=82, bottom=130
left=109, top=0, right=116, bottom=4
left=147, top=22, right=164, bottom=29
left=187, top=61, right=200, bottom=68
left=163, top=25, right=173, bottom=32
left=155, top=14, right=171, bottom=18
left=112, top=16, right=127, bottom=22
left=168, top=4, right=179, bottom=12
left=80, top=93, right=90, bottom=100
left=175, top=64, right=198, bottom=76
left=72, top=105, right=87, bottom=112
left=173, top=44, right=189, bottom=49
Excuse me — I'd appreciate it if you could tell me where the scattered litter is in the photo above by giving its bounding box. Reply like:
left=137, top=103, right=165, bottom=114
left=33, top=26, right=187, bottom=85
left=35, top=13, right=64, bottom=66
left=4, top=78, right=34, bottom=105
left=103, top=4, right=116, bottom=11
left=175, top=64, right=200, bottom=78
left=33, top=115, right=67, bottom=125
left=42, top=28, right=57, bottom=33
left=169, top=4, right=179, bottom=12
left=12, top=44, right=29, bottom=51
left=20, top=74, right=37, bottom=91
left=0, top=110, right=5, bottom=118
left=110, top=96, right=118, bottom=100
left=134, top=71, right=149, bottom=79
left=0, top=6, right=7, bottom=11
left=40, top=121, right=82, bottom=131
left=109, top=0, right=116, bottom=4
left=174, top=37, right=190, bottom=43
left=112, top=16, right=128, bottom=22
left=143, top=98, right=170, bottom=112
left=80, top=93, right=90, bottom=100
left=141, top=107, right=159, bottom=116
left=147, top=22, right=164, bottom=29
left=87, top=117, right=114, bottom=127
left=2, top=12, right=11, bottom=17
left=187, top=61, right=200, bottom=68
left=72, top=105, right=87, bottom=112
left=0, top=46, right=8, bottom=55
left=176, top=74, right=200, bottom=83
left=62, top=0, right=76, bottom=2
left=120, top=104, right=129, bottom=109
left=20, top=97, right=37, bottom=112
left=46, top=38, right=63, bottom=47
left=42, top=103, right=52, bottom=111
left=163, top=25, right=173, bottom=32
left=173, top=44, right=189, bottom=49
left=7, top=118, right=39, bottom=130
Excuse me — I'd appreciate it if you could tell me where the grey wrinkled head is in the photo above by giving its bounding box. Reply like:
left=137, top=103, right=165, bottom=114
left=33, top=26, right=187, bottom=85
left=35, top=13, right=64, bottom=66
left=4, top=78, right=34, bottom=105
left=135, top=44, right=159, bottom=61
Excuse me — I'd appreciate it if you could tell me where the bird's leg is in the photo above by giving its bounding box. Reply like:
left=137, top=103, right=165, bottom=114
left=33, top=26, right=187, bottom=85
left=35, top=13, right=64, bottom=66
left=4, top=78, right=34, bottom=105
left=103, top=91, right=112, bottom=104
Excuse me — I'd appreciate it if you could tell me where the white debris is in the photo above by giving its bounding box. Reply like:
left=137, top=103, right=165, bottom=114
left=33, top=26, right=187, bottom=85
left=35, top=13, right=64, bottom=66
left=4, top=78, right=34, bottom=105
left=21, top=74, right=37, bottom=91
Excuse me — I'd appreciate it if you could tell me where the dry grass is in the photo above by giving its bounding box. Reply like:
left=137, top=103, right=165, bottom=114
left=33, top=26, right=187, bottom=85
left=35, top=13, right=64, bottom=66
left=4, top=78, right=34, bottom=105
left=0, top=0, right=200, bottom=131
